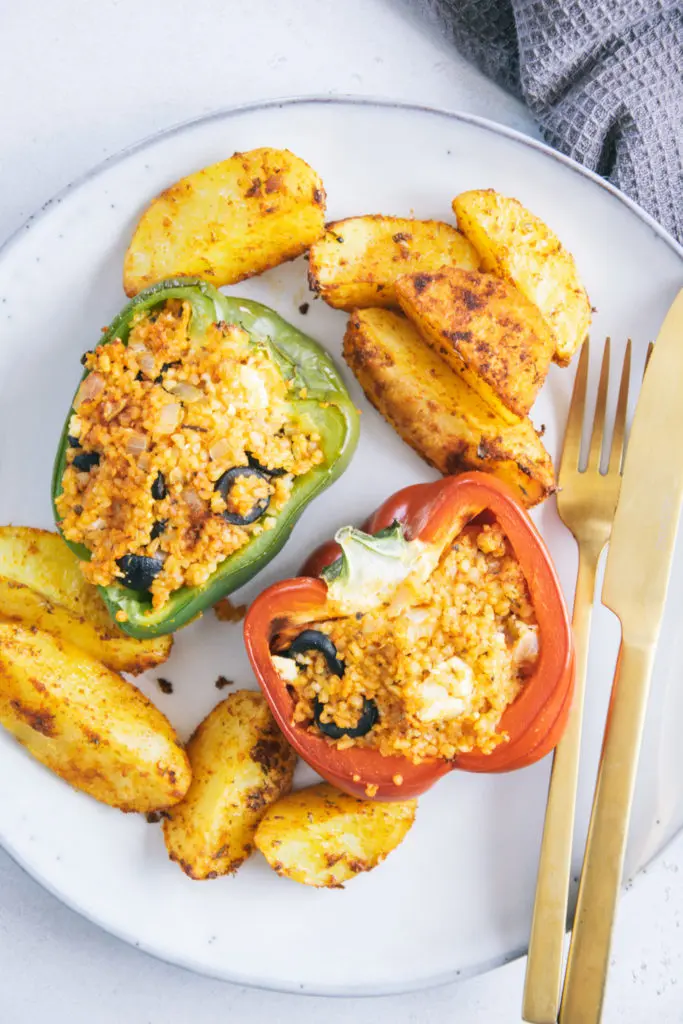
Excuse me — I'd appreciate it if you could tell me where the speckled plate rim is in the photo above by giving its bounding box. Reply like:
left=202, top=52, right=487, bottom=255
left=0, top=95, right=682, bottom=997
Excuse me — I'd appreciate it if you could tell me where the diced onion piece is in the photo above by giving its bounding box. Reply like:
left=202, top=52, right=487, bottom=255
left=138, top=352, right=156, bottom=375
left=74, top=372, right=105, bottom=409
left=127, top=338, right=148, bottom=353
left=208, top=438, right=231, bottom=462
left=182, top=488, right=205, bottom=515
left=125, top=432, right=148, bottom=456
left=157, top=402, right=181, bottom=433
left=102, top=398, right=126, bottom=423
left=169, top=382, right=204, bottom=403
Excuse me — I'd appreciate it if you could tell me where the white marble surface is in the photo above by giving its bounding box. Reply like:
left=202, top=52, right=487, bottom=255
left=1, top=1, right=682, bottom=1020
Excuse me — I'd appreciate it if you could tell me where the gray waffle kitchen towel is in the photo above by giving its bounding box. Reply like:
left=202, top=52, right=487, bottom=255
left=407, top=0, right=682, bottom=242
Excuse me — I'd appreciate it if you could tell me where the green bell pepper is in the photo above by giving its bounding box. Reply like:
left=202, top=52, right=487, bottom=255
left=52, top=277, right=359, bottom=639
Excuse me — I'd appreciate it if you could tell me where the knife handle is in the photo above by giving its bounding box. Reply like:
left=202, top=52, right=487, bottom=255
left=559, top=640, right=655, bottom=1024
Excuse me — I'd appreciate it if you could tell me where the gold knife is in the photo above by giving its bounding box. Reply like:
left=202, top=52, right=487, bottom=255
left=559, top=288, right=683, bottom=1023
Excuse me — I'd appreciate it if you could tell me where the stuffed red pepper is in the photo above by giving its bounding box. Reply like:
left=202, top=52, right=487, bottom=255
left=244, top=473, right=574, bottom=800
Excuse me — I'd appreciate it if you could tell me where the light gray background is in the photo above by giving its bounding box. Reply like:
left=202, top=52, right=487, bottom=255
left=1, top=1, right=682, bottom=1021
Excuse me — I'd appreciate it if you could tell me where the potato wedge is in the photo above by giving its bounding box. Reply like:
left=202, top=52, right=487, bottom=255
left=343, top=308, right=555, bottom=506
left=123, top=148, right=326, bottom=296
left=163, top=690, right=296, bottom=879
left=255, top=782, right=416, bottom=888
left=308, top=216, right=479, bottom=310
left=0, top=623, right=190, bottom=811
left=453, top=190, right=591, bottom=365
left=395, top=268, right=554, bottom=420
left=0, top=527, right=171, bottom=675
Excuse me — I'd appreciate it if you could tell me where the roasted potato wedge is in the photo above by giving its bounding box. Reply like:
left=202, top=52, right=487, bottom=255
left=395, top=268, right=554, bottom=421
left=124, top=147, right=326, bottom=296
left=163, top=690, right=296, bottom=879
left=453, top=190, right=591, bottom=365
left=255, top=782, right=416, bottom=888
left=0, top=623, right=190, bottom=811
left=0, top=527, right=171, bottom=675
left=343, top=309, right=555, bottom=506
left=308, top=216, right=479, bottom=310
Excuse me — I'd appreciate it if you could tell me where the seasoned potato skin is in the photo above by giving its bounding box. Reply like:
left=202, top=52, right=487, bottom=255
left=255, top=782, right=417, bottom=888
left=123, top=147, right=326, bottom=295
left=343, top=308, right=555, bottom=506
left=308, top=216, right=479, bottom=310
left=453, top=189, right=591, bottom=366
left=163, top=690, right=296, bottom=880
left=0, top=623, right=190, bottom=811
left=0, top=527, right=171, bottom=675
left=396, top=268, right=554, bottom=420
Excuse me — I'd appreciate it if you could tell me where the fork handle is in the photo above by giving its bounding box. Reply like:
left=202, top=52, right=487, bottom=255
left=559, top=640, right=655, bottom=1024
left=522, top=546, right=599, bottom=1023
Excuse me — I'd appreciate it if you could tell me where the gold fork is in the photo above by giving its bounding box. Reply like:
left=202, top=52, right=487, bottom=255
left=522, top=336, right=633, bottom=1023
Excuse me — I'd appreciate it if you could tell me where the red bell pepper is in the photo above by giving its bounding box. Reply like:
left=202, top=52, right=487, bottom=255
left=244, top=473, right=574, bottom=800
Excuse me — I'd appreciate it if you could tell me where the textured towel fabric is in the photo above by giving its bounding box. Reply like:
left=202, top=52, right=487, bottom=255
left=407, top=0, right=682, bottom=242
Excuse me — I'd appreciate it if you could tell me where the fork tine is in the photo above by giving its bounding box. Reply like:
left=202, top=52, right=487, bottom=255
left=644, top=340, right=654, bottom=375
left=559, top=338, right=590, bottom=478
left=608, top=340, right=631, bottom=474
left=587, top=338, right=611, bottom=471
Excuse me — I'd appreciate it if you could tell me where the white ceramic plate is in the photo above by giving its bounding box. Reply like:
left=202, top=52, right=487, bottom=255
left=0, top=98, right=682, bottom=996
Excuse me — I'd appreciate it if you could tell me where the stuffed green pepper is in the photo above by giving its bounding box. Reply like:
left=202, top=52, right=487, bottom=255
left=52, top=278, right=358, bottom=638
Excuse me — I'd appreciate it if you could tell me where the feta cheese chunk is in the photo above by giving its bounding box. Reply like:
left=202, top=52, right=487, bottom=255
left=272, top=655, right=300, bottom=682
left=238, top=364, right=269, bottom=408
left=414, top=655, right=476, bottom=723
left=511, top=624, right=539, bottom=667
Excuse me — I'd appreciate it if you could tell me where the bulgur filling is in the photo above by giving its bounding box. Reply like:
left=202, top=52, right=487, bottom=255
left=56, top=300, right=324, bottom=609
left=283, top=523, right=539, bottom=763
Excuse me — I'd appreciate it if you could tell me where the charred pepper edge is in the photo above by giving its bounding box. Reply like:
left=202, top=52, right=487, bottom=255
left=51, top=277, right=359, bottom=639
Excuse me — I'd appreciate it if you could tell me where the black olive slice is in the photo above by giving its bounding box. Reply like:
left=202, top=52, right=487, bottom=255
left=72, top=451, right=100, bottom=472
left=281, top=629, right=345, bottom=676
left=116, top=554, right=163, bottom=591
left=314, top=697, right=379, bottom=739
left=151, top=471, right=166, bottom=500
left=67, top=435, right=80, bottom=448
left=247, top=453, right=287, bottom=478
left=214, top=466, right=270, bottom=526
left=150, top=519, right=168, bottom=540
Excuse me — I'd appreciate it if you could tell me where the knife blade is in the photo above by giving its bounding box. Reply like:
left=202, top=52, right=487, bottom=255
left=603, top=288, right=683, bottom=636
